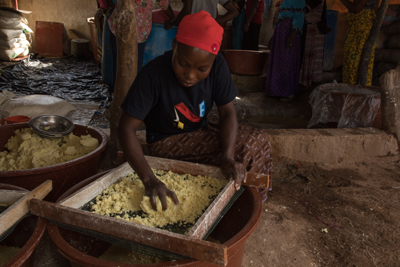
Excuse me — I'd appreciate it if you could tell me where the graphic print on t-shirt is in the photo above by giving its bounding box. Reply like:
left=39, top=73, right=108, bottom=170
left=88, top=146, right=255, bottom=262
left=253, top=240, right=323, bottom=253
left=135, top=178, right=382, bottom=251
left=173, top=101, right=207, bottom=130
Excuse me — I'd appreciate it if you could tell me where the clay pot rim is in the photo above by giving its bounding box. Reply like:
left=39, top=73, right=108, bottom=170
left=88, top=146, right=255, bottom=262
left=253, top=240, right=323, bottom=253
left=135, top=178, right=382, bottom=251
left=0, top=183, right=47, bottom=266
left=48, top=184, right=262, bottom=267
left=0, top=123, right=108, bottom=177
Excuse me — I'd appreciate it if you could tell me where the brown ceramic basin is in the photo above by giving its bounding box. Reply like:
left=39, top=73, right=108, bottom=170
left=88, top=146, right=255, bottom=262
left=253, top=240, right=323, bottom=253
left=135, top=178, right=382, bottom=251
left=47, top=171, right=262, bottom=267
left=0, top=183, right=47, bottom=267
left=0, top=123, right=108, bottom=202
left=222, top=49, right=269, bottom=76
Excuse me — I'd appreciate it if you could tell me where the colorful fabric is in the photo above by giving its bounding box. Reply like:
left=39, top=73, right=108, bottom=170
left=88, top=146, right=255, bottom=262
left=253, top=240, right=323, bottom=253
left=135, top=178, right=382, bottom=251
left=108, top=0, right=170, bottom=43
left=147, top=123, right=273, bottom=201
left=231, top=8, right=245, bottom=49
left=95, top=7, right=112, bottom=62
left=121, top=51, right=237, bottom=144
left=276, top=0, right=306, bottom=33
left=97, top=0, right=108, bottom=9
left=273, top=0, right=284, bottom=25
left=299, top=1, right=325, bottom=86
left=175, top=11, right=224, bottom=55
left=343, top=9, right=376, bottom=86
left=265, top=17, right=302, bottom=97
left=245, top=0, right=264, bottom=25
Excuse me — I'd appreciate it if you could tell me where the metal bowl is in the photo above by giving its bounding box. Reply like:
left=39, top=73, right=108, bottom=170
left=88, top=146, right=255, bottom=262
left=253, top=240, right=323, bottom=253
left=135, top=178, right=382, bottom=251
left=28, top=115, right=74, bottom=138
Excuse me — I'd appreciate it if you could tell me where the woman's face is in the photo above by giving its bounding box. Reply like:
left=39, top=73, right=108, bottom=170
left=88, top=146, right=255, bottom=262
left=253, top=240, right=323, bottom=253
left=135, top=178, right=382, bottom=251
left=172, top=41, right=216, bottom=88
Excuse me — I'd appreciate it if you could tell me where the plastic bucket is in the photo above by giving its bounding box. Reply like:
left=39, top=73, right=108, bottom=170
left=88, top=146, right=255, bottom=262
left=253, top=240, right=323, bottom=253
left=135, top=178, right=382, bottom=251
left=47, top=171, right=262, bottom=267
left=1, top=116, right=31, bottom=125
left=323, top=10, right=339, bottom=71
left=0, top=123, right=108, bottom=202
left=0, top=183, right=47, bottom=267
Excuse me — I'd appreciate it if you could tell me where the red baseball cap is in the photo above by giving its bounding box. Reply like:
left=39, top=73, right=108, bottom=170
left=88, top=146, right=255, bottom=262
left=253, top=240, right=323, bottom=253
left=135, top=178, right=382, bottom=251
left=175, top=11, right=224, bottom=55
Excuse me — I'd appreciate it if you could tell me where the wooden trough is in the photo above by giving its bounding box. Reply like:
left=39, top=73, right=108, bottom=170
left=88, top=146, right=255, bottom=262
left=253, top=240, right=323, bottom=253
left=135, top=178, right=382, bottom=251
left=29, top=156, right=269, bottom=266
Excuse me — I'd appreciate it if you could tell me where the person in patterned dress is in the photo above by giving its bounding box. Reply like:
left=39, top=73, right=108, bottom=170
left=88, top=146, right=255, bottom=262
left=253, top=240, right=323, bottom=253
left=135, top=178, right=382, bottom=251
left=108, top=0, right=175, bottom=73
left=265, top=0, right=306, bottom=101
left=340, top=0, right=380, bottom=86
left=299, top=0, right=330, bottom=87
left=118, top=11, right=273, bottom=211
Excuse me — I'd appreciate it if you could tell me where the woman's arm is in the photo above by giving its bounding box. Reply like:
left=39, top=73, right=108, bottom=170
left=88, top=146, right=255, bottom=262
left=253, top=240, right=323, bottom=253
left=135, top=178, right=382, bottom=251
left=165, top=0, right=192, bottom=29
left=339, top=0, right=369, bottom=13
left=118, top=111, right=179, bottom=210
left=217, top=101, right=246, bottom=191
left=244, top=0, right=260, bottom=32
left=216, top=1, right=240, bottom=26
left=163, top=4, right=176, bottom=19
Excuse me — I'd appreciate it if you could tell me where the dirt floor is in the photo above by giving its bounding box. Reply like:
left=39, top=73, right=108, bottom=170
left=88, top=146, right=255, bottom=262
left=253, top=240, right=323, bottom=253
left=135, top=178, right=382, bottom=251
left=30, top=153, right=400, bottom=267
left=242, top=154, right=400, bottom=267
left=3, top=57, right=399, bottom=266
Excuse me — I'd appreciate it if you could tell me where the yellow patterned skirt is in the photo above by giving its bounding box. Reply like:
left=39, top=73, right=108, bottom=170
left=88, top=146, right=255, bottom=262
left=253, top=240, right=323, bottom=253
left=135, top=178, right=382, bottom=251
left=343, top=9, right=376, bottom=86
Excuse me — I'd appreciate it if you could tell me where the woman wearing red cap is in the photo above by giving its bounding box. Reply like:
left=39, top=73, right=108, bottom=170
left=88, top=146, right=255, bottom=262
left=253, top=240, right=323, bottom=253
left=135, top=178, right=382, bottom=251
left=118, top=11, right=272, bottom=211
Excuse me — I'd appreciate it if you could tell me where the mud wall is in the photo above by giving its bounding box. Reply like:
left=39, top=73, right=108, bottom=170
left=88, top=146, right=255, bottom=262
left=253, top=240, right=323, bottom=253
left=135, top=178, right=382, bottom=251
left=16, top=0, right=97, bottom=53
left=14, top=0, right=184, bottom=54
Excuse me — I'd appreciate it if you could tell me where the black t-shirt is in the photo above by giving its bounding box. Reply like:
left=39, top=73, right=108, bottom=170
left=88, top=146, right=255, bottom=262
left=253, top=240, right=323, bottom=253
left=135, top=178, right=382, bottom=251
left=121, top=50, right=238, bottom=144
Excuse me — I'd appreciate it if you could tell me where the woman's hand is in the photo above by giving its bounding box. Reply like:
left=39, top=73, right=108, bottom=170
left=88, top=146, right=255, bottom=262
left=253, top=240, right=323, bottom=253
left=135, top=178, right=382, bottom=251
left=143, top=177, right=179, bottom=211
left=244, top=21, right=250, bottom=32
left=164, top=19, right=173, bottom=30
left=220, top=157, right=247, bottom=191
left=286, top=30, right=297, bottom=48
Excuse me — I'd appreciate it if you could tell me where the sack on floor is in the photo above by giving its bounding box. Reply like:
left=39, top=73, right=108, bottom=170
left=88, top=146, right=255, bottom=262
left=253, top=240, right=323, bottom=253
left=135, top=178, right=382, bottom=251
left=0, top=17, right=28, bottom=30
left=0, top=37, right=29, bottom=49
left=0, top=9, right=28, bottom=22
left=0, top=28, right=23, bottom=39
left=0, top=46, right=29, bottom=61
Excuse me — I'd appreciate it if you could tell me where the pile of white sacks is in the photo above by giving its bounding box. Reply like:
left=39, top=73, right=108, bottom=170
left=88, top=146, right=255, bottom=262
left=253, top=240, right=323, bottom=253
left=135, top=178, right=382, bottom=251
left=0, top=8, right=33, bottom=61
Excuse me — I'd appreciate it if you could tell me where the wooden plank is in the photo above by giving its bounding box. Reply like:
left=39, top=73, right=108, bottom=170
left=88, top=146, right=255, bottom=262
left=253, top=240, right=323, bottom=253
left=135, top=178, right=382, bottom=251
left=59, top=163, right=132, bottom=209
left=144, top=156, right=269, bottom=189
left=0, top=190, right=28, bottom=205
left=30, top=199, right=228, bottom=266
left=0, top=180, right=52, bottom=236
left=35, top=21, right=64, bottom=57
left=187, top=180, right=236, bottom=239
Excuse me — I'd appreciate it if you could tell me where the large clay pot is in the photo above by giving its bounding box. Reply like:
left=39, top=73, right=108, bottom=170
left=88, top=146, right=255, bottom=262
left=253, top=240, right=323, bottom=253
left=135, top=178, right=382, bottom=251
left=0, top=123, right=108, bottom=202
left=222, top=49, right=269, bottom=76
left=0, top=183, right=46, bottom=267
left=47, top=171, right=262, bottom=267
